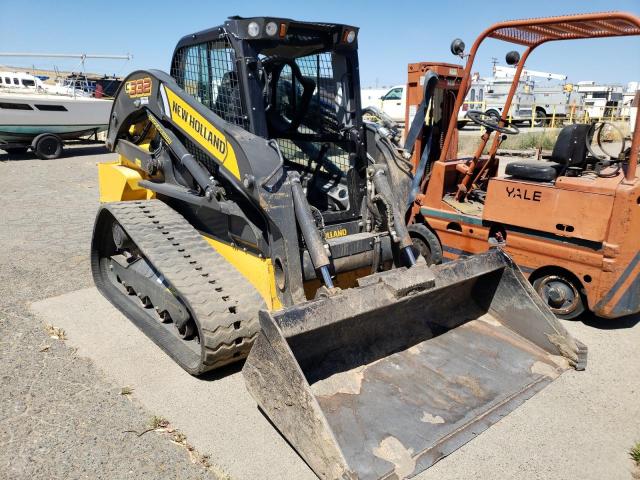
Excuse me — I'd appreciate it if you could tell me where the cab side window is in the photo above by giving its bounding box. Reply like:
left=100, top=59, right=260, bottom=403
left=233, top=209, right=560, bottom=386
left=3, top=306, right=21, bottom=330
left=171, top=39, right=247, bottom=129
left=384, top=88, right=403, bottom=101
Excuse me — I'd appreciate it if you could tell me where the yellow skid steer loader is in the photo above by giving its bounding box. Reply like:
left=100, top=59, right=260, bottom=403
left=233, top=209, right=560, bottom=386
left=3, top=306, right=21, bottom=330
left=92, top=16, right=586, bottom=479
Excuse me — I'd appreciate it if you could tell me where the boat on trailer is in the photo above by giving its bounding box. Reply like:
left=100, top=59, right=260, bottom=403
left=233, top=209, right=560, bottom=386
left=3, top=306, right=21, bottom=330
left=0, top=70, right=112, bottom=158
left=0, top=70, right=113, bottom=158
left=0, top=51, right=130, bottom=159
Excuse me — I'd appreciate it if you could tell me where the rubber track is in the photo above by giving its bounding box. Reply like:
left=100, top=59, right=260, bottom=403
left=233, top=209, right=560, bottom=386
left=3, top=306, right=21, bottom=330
left=103, top=200, right=265, bottom=373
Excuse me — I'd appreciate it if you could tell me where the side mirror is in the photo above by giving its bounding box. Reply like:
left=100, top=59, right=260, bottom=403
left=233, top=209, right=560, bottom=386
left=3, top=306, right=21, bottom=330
left=450, top=38, right=466, bottom=57
left=506, top=50, right=520, bottom=66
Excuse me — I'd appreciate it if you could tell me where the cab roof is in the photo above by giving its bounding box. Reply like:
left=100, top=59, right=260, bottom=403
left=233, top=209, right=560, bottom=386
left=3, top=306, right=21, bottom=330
left=174, top=16, right=359, bottom=51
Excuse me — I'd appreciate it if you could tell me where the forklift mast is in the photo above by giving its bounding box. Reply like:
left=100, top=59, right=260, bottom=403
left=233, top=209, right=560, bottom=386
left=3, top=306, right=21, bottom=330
left=403, top=62, right=464, bottom=220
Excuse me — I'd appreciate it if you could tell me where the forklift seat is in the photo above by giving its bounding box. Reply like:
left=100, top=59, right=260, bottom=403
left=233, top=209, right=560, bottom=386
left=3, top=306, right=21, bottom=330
left=504, top=160, right=562, bottom=182
left=505, top=124, right=591, bottom=182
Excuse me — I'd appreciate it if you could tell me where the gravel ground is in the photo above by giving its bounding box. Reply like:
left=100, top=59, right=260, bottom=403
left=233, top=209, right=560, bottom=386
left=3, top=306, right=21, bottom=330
left=0, top=146, right=218, bottom=480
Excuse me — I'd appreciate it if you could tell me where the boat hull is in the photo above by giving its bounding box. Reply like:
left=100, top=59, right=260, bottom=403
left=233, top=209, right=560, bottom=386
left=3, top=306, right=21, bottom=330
left=0, top=124, right=107, bottom=142
left=0, top=91, right=111, bottom=144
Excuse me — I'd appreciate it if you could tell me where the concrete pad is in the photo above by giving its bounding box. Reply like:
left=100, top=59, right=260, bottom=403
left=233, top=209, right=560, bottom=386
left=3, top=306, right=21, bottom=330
left=32, top=288, right=640, bottom=480
left=31, top=288, right=316, bottom=480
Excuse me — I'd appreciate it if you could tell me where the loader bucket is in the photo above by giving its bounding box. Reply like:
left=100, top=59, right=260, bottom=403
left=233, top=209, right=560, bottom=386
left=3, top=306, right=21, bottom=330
left=243, top=249, right=586, bottom=480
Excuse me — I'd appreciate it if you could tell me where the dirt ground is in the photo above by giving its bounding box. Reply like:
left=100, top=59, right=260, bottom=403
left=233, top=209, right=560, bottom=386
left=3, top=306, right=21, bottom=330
left=0, top=146, right=217, bottom=479
left=1, top=145, right=639, bottom=479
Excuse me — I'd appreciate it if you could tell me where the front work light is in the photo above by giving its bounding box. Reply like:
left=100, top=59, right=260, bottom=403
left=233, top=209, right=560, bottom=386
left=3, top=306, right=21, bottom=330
left=265, top=21, right=278, bottom=36
left=248, top=21, right=260, bottom=37
left=346, top=30, right=356, bottom=43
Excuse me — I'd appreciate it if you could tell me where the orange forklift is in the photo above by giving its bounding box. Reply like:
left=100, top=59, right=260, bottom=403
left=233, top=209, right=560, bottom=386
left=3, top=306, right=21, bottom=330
left=401, top=12, right=640, bottom=319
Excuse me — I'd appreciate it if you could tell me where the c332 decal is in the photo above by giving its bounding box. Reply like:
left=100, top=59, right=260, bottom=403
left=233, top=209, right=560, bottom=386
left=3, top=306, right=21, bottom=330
left=126, top=77, right=152, bottom=98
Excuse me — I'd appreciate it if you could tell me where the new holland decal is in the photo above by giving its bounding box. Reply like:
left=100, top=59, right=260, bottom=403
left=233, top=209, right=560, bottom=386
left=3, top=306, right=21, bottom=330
left=325, top=228, right=348, bottom=240
left=163, top=86, right=240, bottom=180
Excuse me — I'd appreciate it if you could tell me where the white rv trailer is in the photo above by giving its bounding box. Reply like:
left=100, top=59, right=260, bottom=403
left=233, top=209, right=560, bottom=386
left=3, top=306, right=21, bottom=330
left=621, top=81, right=639, bottom=118
left=575, top=81, right=624, bottom=119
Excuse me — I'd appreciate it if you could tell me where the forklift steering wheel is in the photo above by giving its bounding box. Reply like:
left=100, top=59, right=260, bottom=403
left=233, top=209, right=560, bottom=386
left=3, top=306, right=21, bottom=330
left=466, top=110, right=519, bottom=135
left=586, top=121, right=626, bottom=161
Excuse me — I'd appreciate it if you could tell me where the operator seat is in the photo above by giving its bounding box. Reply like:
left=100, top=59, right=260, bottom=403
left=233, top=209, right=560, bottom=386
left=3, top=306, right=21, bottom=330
left=504, top=124, right=590, bottom=182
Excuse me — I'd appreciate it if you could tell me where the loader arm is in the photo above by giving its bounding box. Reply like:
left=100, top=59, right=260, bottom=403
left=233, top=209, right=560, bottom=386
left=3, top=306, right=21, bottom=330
left=106, top=69, right=307, bottom=306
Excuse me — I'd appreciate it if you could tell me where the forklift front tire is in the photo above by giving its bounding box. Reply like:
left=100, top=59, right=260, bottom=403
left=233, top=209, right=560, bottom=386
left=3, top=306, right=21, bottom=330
left=532, top=272, right=586, bottom=320
left=408, top=223, right=443, bottom=265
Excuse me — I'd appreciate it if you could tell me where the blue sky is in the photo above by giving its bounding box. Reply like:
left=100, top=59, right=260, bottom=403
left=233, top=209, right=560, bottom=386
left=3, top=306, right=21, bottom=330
left=1, top=0, right=639, bottom=88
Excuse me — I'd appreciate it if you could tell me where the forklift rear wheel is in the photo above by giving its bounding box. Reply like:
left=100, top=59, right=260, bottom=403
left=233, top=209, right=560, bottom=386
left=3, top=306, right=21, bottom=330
left=408, top=223, right=443, bottom=265
left=33, top=134, right=63, bottom=160
left=532, top=273, right=585, bottom=320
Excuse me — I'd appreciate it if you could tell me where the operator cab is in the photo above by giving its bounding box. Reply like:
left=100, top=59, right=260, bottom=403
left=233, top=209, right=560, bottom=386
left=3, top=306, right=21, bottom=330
left=257, top=40, right=357, bottom=215
left=170, top=17, right=364, bottom=219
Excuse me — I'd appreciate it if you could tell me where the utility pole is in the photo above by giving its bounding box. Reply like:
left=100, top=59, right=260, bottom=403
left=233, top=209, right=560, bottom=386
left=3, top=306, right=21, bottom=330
left=491, top=57, right=498, bottom=75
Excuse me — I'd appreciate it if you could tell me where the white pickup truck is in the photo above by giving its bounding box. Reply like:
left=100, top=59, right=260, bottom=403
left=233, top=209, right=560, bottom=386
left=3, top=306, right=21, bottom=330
left=361, top=85, right=406, bottom=124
